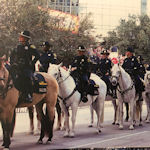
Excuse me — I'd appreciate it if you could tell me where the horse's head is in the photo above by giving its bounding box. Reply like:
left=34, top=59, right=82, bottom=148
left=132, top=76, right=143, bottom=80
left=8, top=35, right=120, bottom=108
left=145, top=71, right=150, bottom=86
left=111, top=64, right=121, bottom=86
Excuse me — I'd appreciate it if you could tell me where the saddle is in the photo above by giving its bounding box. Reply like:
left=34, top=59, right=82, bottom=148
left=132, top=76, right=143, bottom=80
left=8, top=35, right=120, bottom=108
left=32, top=73, right=47, bottom=93
left=75, top=79, right=99, bottom=96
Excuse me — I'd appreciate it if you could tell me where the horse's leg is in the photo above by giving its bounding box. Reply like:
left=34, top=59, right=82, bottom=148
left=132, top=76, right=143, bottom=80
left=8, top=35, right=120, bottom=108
left=129, top=100, right=135, bottom=130
left=145, top=94, right=150, bottom=123
left=93, top=97, right=104, bottom=133
left=89, top=104, right=94, bottom=127
left=124, top=102, right=129, bottom=122
left=70, top=103, right=78, bottom=137
left=118, top=101, right=123, bottom=129
left=55, top=100, right=62, bottom=130
left=10, top=109, right=16, bottom=137
left=1, top=110, right=15, bottom=149
left=60, top=103, right=70, bottom=137
left=35, top=102, right=45, bottom=144
left=136, top=100, right=143, bottom=126
left=111, top=100, right=118, bottom=125
left=28, top=106, right=34, bottom=134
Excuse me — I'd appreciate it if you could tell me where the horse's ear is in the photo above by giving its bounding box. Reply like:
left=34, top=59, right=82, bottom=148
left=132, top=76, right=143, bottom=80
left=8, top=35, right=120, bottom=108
left=58, top=62, right=63, bottom=68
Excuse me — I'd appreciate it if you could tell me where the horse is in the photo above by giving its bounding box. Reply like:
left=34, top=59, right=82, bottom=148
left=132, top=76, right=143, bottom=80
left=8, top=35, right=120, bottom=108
left=111, top=64, right=142, bottom=130
left=48, top=63, right=106, bottom=137
left=26, top=61, right=63, bottom=135
left=0, top=64, right=58, bottom=149
left=89, top=95, right=119, bottom=127
left=143, top=70, right=150, bottom=123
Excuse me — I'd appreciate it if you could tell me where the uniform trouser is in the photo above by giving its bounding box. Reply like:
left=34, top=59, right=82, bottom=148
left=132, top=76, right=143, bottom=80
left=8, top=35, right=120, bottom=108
left=12, top=69, right=33, bottom=96
left=79, top=74, right=89, bottom=95
left=101, top=75, right=111, bottom=91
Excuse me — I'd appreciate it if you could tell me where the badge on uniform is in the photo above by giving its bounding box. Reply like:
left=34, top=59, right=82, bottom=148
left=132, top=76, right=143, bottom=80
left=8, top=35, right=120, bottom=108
left=48, top=54, right=51, bottom=56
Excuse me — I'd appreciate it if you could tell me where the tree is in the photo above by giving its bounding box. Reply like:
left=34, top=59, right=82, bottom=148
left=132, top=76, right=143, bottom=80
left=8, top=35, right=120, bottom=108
left=103, top=15, right=150, bottom=63
left=0, top=0, right=99, bottom=66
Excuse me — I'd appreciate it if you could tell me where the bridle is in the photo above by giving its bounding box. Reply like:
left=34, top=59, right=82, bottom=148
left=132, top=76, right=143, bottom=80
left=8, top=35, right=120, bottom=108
left=111, top=66, right=134, bottom=96
left=55, top=67, right=77, bottom=110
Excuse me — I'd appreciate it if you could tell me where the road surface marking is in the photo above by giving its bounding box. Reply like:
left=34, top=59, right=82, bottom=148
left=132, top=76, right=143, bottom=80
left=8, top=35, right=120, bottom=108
left=69, top=130, right=149, bottom=148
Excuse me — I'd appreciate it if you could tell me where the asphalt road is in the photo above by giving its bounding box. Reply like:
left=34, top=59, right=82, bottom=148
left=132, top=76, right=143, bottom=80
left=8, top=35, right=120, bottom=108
left=0, top=102, right=150, bottom=150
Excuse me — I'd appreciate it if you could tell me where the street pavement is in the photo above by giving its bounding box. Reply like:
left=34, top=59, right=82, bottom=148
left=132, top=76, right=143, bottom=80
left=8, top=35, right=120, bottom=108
left=0, top=102, right=150, bottom=150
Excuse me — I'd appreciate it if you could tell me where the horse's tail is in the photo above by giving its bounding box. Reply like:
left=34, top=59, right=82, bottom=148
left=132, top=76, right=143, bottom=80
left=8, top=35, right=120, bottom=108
left=10, top=109, right=16, bottom=137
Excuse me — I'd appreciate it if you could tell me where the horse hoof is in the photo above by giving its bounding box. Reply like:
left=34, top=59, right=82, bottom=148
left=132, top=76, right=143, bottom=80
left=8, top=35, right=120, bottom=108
left=37, top=139, right=43, bottom=144
left=112, top=122, right=115, bottom=125
left=3, top=148, right=9, bottom=150
left=55, top=127, right=61, bottom=131
left=119, top=126, right=123, bottom=130
left=69, top=132, right=75, bottom=138
left=64, top=132, right=69, bottom=137
left=145, top=120, right=150, bottom=123
left=97, top=129, right=101, bottom=134
left=34, top=130, right=40, bottom=136
left=88, top=125, right=93, bottom=128
left=129, top=126, right=134, bottom=130
left=139, top=123, right=143, bottom=126
left=46, top=140, right=52, bottom=144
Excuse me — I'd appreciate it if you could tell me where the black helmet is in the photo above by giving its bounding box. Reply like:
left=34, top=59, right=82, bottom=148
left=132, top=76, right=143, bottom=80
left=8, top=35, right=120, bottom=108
left=77, top=45, right=86, bottom=51
left=101, top=49, right=110, bottom=55
left=20, top=30, right=31, bottom=39
left=41, top=41, right=52, bottom=47
left=126, top=47, right=134, bottom=53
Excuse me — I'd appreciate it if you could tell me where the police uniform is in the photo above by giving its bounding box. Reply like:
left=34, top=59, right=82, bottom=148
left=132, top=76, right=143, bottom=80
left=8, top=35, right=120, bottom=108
left=39, top=41, right=57, bottom=72
left=137, top=55, right=146, bottom=79
left=71, top=45, right=90, bottom=102
left=96, top=50, right=115, bottom=96
left=10, top=31, right=40, bottom=103
left=122, top=47, right=145, bottom=100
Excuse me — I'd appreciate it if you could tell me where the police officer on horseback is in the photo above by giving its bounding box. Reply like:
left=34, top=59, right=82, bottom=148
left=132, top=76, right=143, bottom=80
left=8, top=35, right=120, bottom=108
left=122, top=47, right=145, bottom=101
left=10, top=30, right=40, bottom=103
left=71, top=45, right=91, bottom=103
left=39, top=41, right=57, bottom=72
left=96, top=49, right=116, bottom=98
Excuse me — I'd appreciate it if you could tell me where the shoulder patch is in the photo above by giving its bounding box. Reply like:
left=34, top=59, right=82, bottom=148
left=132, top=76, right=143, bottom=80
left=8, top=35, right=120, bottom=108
left=30, top=44, right=36, bottom=49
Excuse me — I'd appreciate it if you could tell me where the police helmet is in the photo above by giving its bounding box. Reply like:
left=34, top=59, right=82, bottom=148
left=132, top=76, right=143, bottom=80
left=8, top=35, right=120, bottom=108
left=126, top=47, right=134, bottom=53
left=20, top=30, right=31, bottom=39
left=77, top=45, right=86, bottom=52
left=101, top=49, right=110, bottom=55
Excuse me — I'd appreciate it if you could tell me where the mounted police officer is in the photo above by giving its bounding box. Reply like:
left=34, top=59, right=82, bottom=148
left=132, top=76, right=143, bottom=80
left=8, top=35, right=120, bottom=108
left=39, top=41, right=57, bottom=72
left=10, top=30, right=40, bottom=103
left=122, top=47, right=145, bottom=101
left=137, top=55, right=146, bottom=79
left=96, top=49, right=116, bottom=97
left=71, top=45, right=91, bottom=103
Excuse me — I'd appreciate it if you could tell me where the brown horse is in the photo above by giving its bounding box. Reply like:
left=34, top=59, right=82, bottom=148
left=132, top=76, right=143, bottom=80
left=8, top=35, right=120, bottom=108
left=0, top=64, right=58, bottom=149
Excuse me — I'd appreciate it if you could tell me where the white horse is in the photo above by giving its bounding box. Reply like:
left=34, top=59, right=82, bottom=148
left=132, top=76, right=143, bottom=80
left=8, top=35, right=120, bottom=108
left=89, top=95, right=119, bottom=127
left=143, top=70, right=150, bottom=123
left=111, top=64, right=141, bottom=130
left=48, top=63, right=106, bottom=137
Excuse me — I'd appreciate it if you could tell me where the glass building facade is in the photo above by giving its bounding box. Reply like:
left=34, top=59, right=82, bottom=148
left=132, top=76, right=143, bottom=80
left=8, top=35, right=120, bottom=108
left=47, top=0, right=150, bottom=37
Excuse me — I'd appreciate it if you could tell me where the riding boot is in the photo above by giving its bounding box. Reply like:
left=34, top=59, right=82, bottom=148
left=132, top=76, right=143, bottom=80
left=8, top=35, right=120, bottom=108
left=81, top=92, right=88, bottom=103
left=24, top=93, right=32, bottom=103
